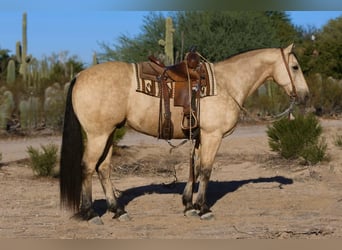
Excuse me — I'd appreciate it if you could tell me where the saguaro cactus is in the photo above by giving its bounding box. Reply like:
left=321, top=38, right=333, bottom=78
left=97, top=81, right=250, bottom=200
left=19, top=95, right=40, bottom=130
left=0, top=90, right=15, bottom=129
left=44, top=83, right=64, bottom=128
left=16, top=12, right=31, bottom=82
left=92, top=52, right=99, bottom=65
left=158, top=17, right=175, bottom=66
left=28, top=58, right=42, bottom=93
left=6, top=59, right=16, bottom=86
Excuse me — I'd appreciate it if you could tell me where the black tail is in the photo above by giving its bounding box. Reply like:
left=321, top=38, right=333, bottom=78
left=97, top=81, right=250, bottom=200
left=60, top=77, right=83, bottom=212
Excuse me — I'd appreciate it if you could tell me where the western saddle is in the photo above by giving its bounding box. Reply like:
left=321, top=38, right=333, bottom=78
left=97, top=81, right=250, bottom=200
left=137, top=49, right=211, bottom=140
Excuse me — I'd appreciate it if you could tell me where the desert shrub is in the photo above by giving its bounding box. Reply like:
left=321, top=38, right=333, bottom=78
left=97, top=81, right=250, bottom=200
left=112, top=126, right=127, bottom=155
left=27, top=144, right=58, bottom=176
left=0, top=152, right=2, bottom=162
left=267, top=114, right=327, bottom=164
left=113, top=126, right=126, bottom=145
left=334, top=133, right=342, bottom=148
left=307, top=74, right=342, bottom=116
left=81, top=126, right=127, bottom=150
left=300, top=138, right=327, bottom=164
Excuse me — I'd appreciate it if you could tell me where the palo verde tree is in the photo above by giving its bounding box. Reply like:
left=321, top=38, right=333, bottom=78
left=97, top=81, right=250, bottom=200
left=98, top=12, right=166, bottom=63
left=295, top=15, right=342, bottom=78
left=98, top=11, right=298, bottom=64
left=315, top=16, right=342, bottom=79
left=173, top=11, right=296, bottom=62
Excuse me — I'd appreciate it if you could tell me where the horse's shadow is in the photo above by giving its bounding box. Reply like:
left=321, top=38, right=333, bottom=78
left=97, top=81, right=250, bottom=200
left=93, top=175, right=293, bottom=216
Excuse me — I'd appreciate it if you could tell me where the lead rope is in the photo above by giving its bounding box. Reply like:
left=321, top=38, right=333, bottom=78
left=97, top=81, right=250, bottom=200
left=165, top=61, right=195, bottom=189
left=196, top=51, right=211, bottom=64
left=227, top=48, right=298, bottom=124
left=229, top=94, right=296, bottom=124
left=185, top=58, right=197, bottom=188
left=185, top=57, right=193, bottom=148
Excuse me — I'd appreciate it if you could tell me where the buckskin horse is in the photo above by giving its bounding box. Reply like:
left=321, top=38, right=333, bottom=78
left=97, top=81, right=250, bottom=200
left=60, top=44, right=309, bottom=223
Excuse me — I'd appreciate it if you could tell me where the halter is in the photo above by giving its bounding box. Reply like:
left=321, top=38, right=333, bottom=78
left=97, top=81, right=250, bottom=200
left=280, top=48, right=297, bottom=99
left=224, top=48, right=299, bottom=125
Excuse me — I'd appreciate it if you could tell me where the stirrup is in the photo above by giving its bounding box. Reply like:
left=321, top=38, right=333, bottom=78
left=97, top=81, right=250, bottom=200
left=181, top=111, right=198, bottom=130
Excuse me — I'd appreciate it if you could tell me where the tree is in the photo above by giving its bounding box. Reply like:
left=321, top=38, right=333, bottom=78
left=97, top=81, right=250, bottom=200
left=295, top=15, right=342, bottom=78
left=265, top=11, right=298, bottom=46
left=316, top=16, right=342, bottom=78
left=98, top=12, right=166, bottom=62
left=174, top=11, right=295, bottom=62
left=292, top=25, right=321, bottom=75
left=98, top=11, right=298, bottom=63
left=45, top=51, right=84, bottom=83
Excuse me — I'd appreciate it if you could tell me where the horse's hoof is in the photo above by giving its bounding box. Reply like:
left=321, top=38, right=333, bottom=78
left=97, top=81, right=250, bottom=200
left=115, top=213, right=131, bottom=222
left=184, top=209, right=199, bottom=217
left=200, top=212, right=214, bottom=220
left=88, top=216, right=104, bottom=225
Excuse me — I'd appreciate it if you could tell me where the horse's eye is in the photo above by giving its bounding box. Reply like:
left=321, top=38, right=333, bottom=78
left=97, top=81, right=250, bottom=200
left=292, top=65, right=299, bottom=70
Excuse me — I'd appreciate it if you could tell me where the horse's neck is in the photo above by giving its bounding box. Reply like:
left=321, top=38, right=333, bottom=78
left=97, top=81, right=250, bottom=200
left=215, top=49, right=276, bottom=106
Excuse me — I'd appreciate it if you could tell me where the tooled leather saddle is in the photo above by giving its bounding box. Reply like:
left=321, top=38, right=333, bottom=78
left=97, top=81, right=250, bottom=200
left=134, top=49, right=216, bottom=140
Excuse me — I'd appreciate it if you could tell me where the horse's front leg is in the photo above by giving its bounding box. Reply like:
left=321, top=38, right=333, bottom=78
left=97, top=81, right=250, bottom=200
left=182, top=144, right=200, bottom=216
left=194, top=133, right=222, bottom=219
left=182, top=146, right=199, bottom=216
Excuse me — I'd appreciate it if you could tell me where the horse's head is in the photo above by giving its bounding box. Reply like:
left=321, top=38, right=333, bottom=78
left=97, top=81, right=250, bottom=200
left=273, top=43, right=310, bottom=105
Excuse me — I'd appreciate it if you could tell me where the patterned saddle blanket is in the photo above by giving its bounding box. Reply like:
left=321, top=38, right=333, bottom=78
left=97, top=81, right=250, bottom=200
left=134, top=61, right=217, bottom=100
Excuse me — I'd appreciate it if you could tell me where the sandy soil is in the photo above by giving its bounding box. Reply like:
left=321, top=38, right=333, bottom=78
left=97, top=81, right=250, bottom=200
left=1, top=119, right=342, bottom=239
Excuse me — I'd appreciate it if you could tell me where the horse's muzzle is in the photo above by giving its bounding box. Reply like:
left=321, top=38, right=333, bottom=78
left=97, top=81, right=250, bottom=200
left=296, top=90, right=310, bottom=106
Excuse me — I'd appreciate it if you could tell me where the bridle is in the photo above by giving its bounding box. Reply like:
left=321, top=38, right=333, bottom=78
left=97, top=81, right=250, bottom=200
left=280, top=48, right=297, bottom=99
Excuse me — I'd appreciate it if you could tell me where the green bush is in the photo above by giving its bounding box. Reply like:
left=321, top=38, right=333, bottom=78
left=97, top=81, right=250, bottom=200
left=267, top=114, right=327, bottom=164
left=113, top=126, right=126, bottom=145
left=335, top=133, right=342, bottom=148
left=27, top=144, right=58, bottom=176
left=81, top=126, right=126, bottom=153
left=307, top=74, right=342, bottom=115
left=111, top=126, right=127, bottom=155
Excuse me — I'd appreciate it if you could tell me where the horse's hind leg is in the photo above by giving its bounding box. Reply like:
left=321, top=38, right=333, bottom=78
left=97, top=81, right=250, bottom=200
left=79, top=133, right=120, bottom=222
left=96, top=139, right=127, bottom=220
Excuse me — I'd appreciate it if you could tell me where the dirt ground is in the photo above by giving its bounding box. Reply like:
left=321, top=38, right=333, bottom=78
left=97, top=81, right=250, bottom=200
left=1, top=119, right=342, bottom=239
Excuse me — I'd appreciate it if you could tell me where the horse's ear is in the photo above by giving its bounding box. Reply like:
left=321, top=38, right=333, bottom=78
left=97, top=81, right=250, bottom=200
left=284, top=43, right=295, bottom=53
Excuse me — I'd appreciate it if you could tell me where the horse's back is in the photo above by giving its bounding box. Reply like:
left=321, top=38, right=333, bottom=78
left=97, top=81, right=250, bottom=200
left=75, top=61, right=133, bottom=90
